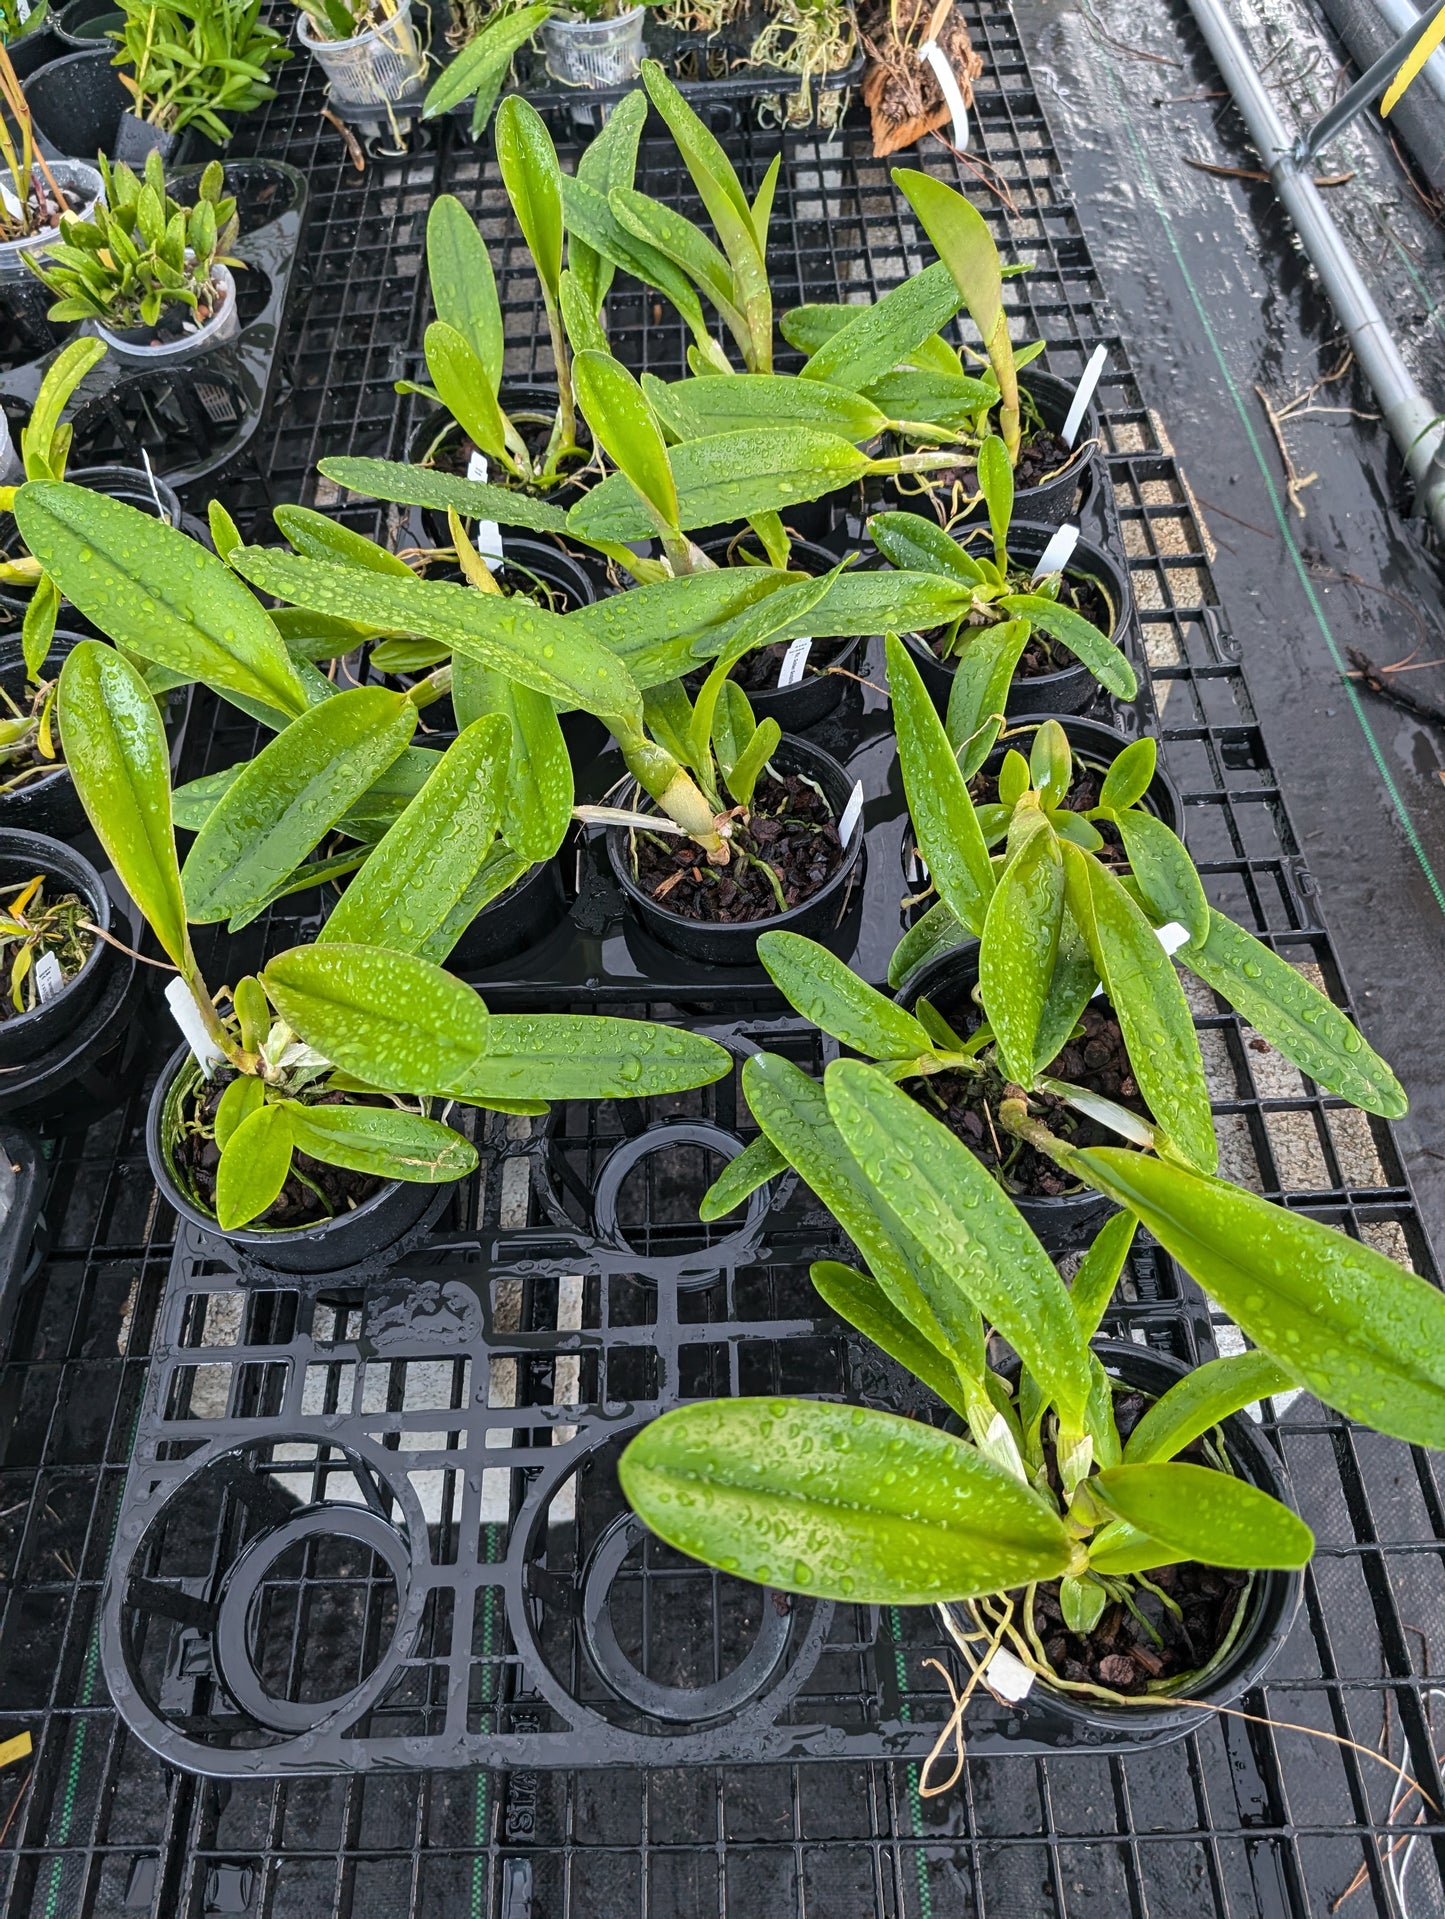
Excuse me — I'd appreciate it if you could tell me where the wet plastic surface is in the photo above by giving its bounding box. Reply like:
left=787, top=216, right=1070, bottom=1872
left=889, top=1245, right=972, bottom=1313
left=0, top=2, right=1443, bottom=1913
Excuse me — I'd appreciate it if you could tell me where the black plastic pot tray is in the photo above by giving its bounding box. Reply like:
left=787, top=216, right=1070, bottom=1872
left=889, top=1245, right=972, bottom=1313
left=0, top=161, right=310, bottom=493
left=101, top=1117, right=1225, bottom=1779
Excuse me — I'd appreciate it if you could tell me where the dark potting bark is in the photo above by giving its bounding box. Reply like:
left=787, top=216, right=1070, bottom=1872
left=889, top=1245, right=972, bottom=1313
left=631, top=771, right=845, bottom=925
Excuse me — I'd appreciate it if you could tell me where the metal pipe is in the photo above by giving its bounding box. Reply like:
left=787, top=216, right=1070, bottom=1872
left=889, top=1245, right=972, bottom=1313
left=1371, top=0, right=1445, bottom=108
left=1182, top=0, right=1445, bottom=539
left=1295, top=0, right=1445, bottom=155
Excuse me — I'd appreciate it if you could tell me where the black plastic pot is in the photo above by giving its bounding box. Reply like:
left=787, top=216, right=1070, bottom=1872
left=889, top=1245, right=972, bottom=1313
left=868, top=368, right=1101, bottom=533
left=0, top=465, right=184, bottom=630
left=976, top=1341, right=1303, bottom=1749
left=53, top=0, right=121, bottom=46
left=0, top=828, right=114, bottom=1062
left=146, top=1042, right=450, bottom=1278
left=112, top=111, right=224, bottom=168
left=5, top=16, right=64, bottom=79
left=691, top=536, right=865, bottom=734
left=894, top=940, right=1122, bottom=1251
left=407, top=386, right=595, bottom=549
left=24, top=46, right=129, bottom=157
left=607, top=733, right=864, bottom=966
left=901, top=522, right=1135, bottom=722
left=446, top=857, right=568, bottom=972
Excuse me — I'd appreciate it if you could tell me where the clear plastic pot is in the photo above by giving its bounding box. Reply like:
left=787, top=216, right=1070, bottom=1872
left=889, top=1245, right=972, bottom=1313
left=538, top=5, right=645, bottom=86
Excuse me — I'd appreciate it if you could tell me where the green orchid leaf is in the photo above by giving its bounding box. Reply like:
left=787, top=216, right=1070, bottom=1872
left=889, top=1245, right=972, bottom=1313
left=273, top=505, right=415, bottom=578
left=16, top=480, right=307, bottom=719
left=1180, top=910, right=1407, bottom=1119
left=1099, top=736, right=1157, bottom=811
left=284, top=1103, right=478, bottom=1183
left=658, top=373, right=888, bottom=443
left=182, top=687, right=418, bottom=927
left=1091, top=1463, right=1314, bottom=1571
left=445, top=1014, right=731, bottom=1103
left=229, top=545, right=643, bottom=722
left=758, top=930, right=933, bottom=1061
left=996, top=593, right=1137, bottom=701
left=422, top=3, right=549, bottom=124
left=215, top=1103, right=294, bottom=1231
left=56, top=641, right=189, bottom=968
left=567, top=427, right=874, bottom=541
left=570, top=86, right=646, bottom=310
left=743, top=1051, right=985, bottom=1379
left=213, top=1073, right=265, bottom=1153
left=1071, top=1145, right=1445, bottom=1451
left=1117, top=811, right=1210, bottom=944
left=261, top=943, right=490, bottom=1094
left=1065, top=843, right=1216, bottom=1173
left=452, top=658, right=572, bottom=860
left=868, top=510, right=988, bottom=587
left=572, top=348, right=681, bottom=539
left=318, top=457, right=572, bottom=538
left=1067, top=1210, right=1136, bottom=1339
left=1123, top=1352, right=1296, bottom=1465
left=978, top=818, right=1063, bottom=1084
left=698, top=1133, right=788, bottom=1221
left=620, top=1397, right=1072, bottom=1603
left=888, top=897, right=967, bottom=991
left=425, top=192, right=504, bottom=382
left=423, top=322, right=512, bottom=467
left=826, top=1058, right=1091, bottom=1426
left=888, top=634, right=996, bottom=936
left=801, top=260, right=963, bottom=393
left=945, top=618, right=1031, bottom=776
left=724, top=714, right=780, bottom=808
left=811, top=1259, right=974, bottom=1422
left=497, top=95, right=565, bottom=312
left=415, top=846, right=532, bottom=965
left=318, top=714, right=509, bottom=951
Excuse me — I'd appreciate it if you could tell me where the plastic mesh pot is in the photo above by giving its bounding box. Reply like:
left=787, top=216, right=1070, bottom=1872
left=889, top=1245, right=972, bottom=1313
left=296, top=1, right=427, bottom=111
left=539, top=6, right=645, bottom=86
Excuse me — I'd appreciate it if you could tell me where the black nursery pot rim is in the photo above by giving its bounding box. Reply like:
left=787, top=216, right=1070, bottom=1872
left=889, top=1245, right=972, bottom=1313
left=605, top=734, right=863, bottom=945
left=145, top=1041, right=414, bottom=1249
left=955, top=1340, right=1303, bottom=1740
left=901, top=520, right=1128, bottom=698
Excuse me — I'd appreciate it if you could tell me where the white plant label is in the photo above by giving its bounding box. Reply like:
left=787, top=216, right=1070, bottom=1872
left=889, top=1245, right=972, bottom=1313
left=838, top=780, right=865, bottom=847
left=1031, top=523, right=1080, bottom=584
left=919, top=40, right=970, bottom=150
left=464, top=449, right=505, bottom=564
left=777, top=636, right=812, bottom=688
left=34, top=952, right=64, bottom=1003
left=165, top=977, right=227, bottom=1078
left=984, top=1646, right=1036, bottom=1703
left=1062, top=344, right=1108, bottom=449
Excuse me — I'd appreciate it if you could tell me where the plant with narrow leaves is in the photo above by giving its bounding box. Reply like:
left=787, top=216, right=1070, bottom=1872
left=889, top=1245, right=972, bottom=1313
left=621, top=1049, right=1445, bottom=1705
left=111, top=0, right=289, bottom=141
left=423, top=4, right=551, bottom=138
left=0, top=337, right=109, bottom=678
left=26, top=153, right=240, bottom=334
left=401, top=104, right=583, bottom=497
left=885, top=644, right=1406, bottom=1164
left=559, top=62, right=776, bottom=375
left=54, top=638, right=731, bottom=1230
left=867, top=435, right=1135, bottom=704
